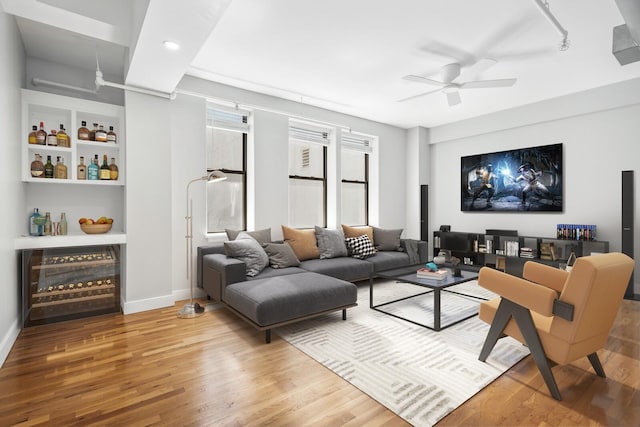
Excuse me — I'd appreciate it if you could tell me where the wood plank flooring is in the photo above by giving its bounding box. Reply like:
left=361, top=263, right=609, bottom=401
left=2, top=289, right=638, bottom=426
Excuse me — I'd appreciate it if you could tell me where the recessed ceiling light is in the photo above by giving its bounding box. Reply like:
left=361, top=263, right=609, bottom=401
left=163, top=40, right=180, bottom=51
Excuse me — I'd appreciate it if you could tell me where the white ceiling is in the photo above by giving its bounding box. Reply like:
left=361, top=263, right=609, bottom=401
left=5, top=0, right=640, bottom=129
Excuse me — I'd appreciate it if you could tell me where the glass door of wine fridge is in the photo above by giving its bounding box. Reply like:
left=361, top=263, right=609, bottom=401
left=21, top=245, right=121, bottom=327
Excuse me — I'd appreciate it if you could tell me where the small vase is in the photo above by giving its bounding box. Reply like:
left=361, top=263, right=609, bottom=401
left=453, top=267, right=462, bottom=277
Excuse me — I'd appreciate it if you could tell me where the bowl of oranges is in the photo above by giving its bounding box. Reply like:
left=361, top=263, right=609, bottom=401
left=79, top=217, right=114, bottom=234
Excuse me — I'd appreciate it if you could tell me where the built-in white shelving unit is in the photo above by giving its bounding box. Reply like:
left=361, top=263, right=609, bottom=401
left=19, top=89, right=126, bottom=249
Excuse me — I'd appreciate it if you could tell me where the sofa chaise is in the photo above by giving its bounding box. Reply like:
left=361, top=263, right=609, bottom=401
left=196, top=225, right=428, bottom=343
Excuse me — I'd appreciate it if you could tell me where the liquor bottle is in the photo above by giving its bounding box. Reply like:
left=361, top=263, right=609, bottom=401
left=28, top=125, right=38, bottom=144
left=59, top=212, right=68, bottom=236
left=44, top=155, right=54, bottom=178
left=107, top=126, right=117, bottom=143
left=30, top=154, right=44, bottom=178
left=100, top=154, right=111, bottom=180
left=109, top=157, right=119, bottom=180
left=89, top=123, right=98, bottom=141
left=54, top=156, right=68, bottom=179
left=43, top=212, right=52, bottom=236
left=77, top=156, right=87, bottom=180
left=88, top=154, right=99, bottom=180
left=57, top=124, right=69, bottom=147
left=78, top=120, right=89, bottom=140
left=47, top=129, right=57, bottom=146
left=36, top=122, right=47, bottom=145
left=29, top=208, right=42, bottom=236
left=95, top=125, right=107, bottom=142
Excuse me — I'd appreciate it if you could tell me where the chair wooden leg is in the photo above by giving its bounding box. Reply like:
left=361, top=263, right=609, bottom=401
left=588, top=352, right=606, bottom=377
left=480, top=298, right=563, bottom=400
left=479, top=299, right=512, bottom=362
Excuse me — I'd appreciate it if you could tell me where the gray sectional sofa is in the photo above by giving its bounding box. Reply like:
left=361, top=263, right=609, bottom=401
left=196, top=227, right=428, bottom=343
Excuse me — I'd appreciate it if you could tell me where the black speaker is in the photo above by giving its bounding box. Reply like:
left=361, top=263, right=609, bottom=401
left=622, top=170, right=635, bottom=299
left=420, top=185, right=428, bottom=242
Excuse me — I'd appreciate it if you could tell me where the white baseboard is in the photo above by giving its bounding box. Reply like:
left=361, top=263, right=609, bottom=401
left=0, top=319, right=21, bottom=367
left=119, top=287, right=207, bottom=315
left=121, top=294, right=176, bottom=315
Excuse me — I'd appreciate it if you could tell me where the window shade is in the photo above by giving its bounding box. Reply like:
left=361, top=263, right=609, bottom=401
left=289, top=125, right=330, bottom=145
left=342, top=131, right=373, bottom=153
left=206, top=107, right=249, bottom=132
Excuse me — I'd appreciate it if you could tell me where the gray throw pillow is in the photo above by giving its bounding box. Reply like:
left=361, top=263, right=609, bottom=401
left=315, top=226, right=348, bottom=259
left=223, top=232, right=269, bottom=277
left=373, top=227, right=403, bottom=251
left=225, top=228, right=272, bottom=245
left=263, top=242, right=300, bottom=268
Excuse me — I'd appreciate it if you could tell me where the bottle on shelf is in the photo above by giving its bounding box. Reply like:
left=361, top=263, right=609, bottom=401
left=59, top=212, right=68, bottom=236
left=43, top=212, right=52, bottom=236
left=88, top=154, right=99, bottom=180
left=107, top=126, right=117, bottom=143
left=109, top=157, right=118, bottom=180
left=100, top=154, right=111, bottom=180
left=36, top=121, right=47, bottom=145
left=28, top=125, right=38, bottom=144
left=78, top=120, right=90, bottom=141
left=44, top=155, right=54, bottom=178
left=89, top=123, right=98, bottom=141
left=30, top=154, right=44, bottom=178
left=56, top=124, right=69, bottom=148
left=77, top=156, right=87, bottom=180
left=54, top=156, right=68, bottom=179
left=47, top=129, right=57, bottom=146
left=29, top=208, right=42, bottom=236
left=95, top=125, right=107, bottom=142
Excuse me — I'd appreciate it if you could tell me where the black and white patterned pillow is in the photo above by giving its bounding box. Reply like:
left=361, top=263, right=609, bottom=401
left=345, top=234, right=377, bottom=259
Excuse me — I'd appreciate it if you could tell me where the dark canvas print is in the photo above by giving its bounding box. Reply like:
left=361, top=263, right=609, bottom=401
left=461, top=143, right=563, bottom=212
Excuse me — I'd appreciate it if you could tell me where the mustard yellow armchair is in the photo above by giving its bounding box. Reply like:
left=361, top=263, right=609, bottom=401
left=477, top=252, right=634, bottom=400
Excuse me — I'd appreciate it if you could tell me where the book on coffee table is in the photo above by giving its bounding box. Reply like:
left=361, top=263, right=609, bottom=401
left=416, top=268, right=449, bottom=280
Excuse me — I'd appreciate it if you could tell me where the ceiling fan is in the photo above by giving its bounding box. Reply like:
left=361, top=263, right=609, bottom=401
left=398, top=59, right=517, bottom=106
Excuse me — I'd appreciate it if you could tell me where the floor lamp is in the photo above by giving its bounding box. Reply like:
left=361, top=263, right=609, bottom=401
left=178, top=170, right=227, bottom=319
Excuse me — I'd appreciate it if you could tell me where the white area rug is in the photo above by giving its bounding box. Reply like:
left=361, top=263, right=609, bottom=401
left=276, top=279, right=530, bottom=426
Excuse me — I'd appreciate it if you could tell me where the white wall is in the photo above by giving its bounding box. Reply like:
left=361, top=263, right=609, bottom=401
left=0, top=7, right=26, bottom=365
left=429, top=80, right=640, bottom=292
left=122, top=91, right=174, bottom=313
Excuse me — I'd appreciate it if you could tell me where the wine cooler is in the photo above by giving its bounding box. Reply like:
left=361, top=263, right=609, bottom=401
left=21, top=245, right=121, bottom=327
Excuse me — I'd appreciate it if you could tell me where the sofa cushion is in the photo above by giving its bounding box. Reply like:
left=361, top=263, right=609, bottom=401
left=282, top=225, right=320, bottom=261
left=248, top=265, right=306, bottom=280
left=373, top=227, right=403, bottom=251
left=315, top=226, right=348, bottom=259
left=223, top=232, right=269, bottom=277
left=342, top=224, right=374, bottom=243
left=263, top=242, right=300, bottom=268
left=226, top=228, right=272, bottom=245
left=345, top=235, right=377, bottom=259
left=365, top=250, right=412, bottom=272
left=224, top=272, right=357, bottom=326
left=299, top=256, right=372, bottom=282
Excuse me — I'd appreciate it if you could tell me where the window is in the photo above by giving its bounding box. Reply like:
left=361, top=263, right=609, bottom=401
left=288, top=122, right=329, bottom=228
left=341, top=131, right=372, bottom=226
left=206, top=106, right=248, bottom=233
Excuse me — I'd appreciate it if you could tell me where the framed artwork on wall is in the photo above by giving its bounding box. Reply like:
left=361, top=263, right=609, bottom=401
left=461, top=143, right=563, bottom=212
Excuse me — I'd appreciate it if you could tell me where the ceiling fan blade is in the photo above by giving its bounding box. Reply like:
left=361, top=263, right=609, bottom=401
left=461, top=58, right=497, bottom=80
left=397, top=88, right=441, bottom=103
left=446, top=91, right=461, bottom=106
left=460, top=78, right=517, bottom=89
left=402, top=75, right=447, bottom=87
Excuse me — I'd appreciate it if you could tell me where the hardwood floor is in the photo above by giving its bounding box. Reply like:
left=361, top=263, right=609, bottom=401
left=2, top=289, right=638, bottom=426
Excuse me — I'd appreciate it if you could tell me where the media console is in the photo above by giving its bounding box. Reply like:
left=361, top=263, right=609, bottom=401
left=433, top=229, right=609, bottom=277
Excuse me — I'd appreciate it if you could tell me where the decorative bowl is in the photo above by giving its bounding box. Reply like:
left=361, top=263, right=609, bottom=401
left=80, top=223, right=112, bottom=234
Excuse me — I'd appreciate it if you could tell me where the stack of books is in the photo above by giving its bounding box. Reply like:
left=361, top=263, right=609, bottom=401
left=416, top=268, right=449, bottom=280
left=519, top=247, right=535, bottom=258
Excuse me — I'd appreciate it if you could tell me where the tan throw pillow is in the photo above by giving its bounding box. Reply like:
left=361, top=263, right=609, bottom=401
left=282, top=225, right=320, bottom=261
left=342, top=224, right=374, bottom=243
